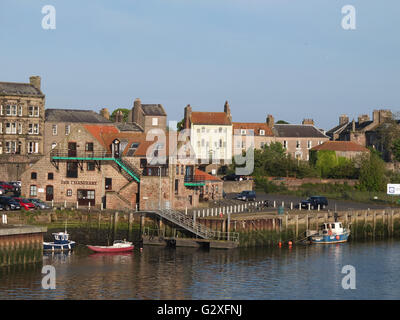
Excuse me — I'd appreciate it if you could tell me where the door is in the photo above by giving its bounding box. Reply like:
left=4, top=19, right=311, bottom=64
left=46, top=185, right=54, bottom=201
left=105, top=178, right=112, bottom=191
left=68, top=142, right=77, bottom=157
left=77, top=189, right=95, bottom=206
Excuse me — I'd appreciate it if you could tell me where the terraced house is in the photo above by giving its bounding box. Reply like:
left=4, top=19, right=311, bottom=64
left=0, top=76, right=45, bottom=180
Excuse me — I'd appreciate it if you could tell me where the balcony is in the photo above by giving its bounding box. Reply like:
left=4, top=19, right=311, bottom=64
left=50, top=150, right=114, bottom=161
left=184, top=175, right=205, bottom=187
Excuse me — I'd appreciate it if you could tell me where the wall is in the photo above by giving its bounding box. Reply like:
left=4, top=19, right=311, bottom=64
left=223, top=180, right=254, bottom=193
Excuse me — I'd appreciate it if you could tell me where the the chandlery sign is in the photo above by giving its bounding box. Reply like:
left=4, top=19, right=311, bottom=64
left=387, top=184, right=400, bottom=195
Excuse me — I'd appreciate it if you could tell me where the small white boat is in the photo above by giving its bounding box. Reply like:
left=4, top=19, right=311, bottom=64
left=308, top=222, right=350, bottom=244
left=87, top=240, right=134, bottom=253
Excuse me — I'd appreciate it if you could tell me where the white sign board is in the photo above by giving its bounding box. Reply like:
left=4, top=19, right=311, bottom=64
left=38, top=188, right=45, bottom=193
left=387, top=184, right=400, bottom=195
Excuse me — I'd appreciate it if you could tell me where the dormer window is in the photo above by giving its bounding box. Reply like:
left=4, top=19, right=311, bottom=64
left=260, top=130, right=265, bottom=136
left=241, top=129, right=246, bottom=135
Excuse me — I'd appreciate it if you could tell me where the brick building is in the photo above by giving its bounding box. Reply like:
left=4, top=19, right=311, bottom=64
left=0, top=76, right=45, bottom=180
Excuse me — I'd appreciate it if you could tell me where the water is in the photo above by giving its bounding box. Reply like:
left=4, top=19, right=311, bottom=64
left=1, top=241, right=400, bottom=299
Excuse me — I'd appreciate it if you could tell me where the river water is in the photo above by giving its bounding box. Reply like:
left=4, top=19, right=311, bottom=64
left=1, top=240, right=400, bottom=300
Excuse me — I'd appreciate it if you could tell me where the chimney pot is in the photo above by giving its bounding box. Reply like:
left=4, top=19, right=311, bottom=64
left=29, top=76, right=41, bottom=90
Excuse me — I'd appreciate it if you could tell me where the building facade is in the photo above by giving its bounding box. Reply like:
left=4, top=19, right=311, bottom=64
left=0, top=76, right=45, bottom=180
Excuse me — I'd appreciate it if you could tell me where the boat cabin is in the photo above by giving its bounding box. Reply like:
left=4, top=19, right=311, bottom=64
left=52, top=232, right=70, bottom=243
left=319, top=222, right=344, bottom=235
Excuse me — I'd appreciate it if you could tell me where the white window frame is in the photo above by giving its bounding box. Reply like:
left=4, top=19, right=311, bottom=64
left=29, top=106, right=40, bottom=117
left=241, top=129, right=246, bottom=135
left=152, top=118, right=158, bottom=126
left=65, top=124, right=70, bottom=135
left=52, top=124, right=57, bottom=135
left=6, top=105, right=17, bottom=116
left=18, top=122, right=22, bottom=134
left=307, top=140, right=312, bottom=149
left=296, top=141, right=301, bottom=149
left=260, top=130, right=265, bottom=136
left=283, top=141, right=288, bottom=149
left=6, top=122, right=16, bottom=134
left=18, top=105, right=22, bottom=116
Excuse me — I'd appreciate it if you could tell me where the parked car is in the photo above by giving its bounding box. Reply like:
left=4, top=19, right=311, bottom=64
left=0, top=181, right=14, bottom=193
left=223, top=174, right=240, bottom=181
left=0, top=187, right=5, bottom=195
left=28, top=198, right=51, bottom=210
left=236, top=190, right=256, bottom=201
left=8, top=181, right=21, bottom=193
left=13, top=198, right=36, bottom=211
left=0, top=196, right=21, bottom=210
left=300, top=196, right=328, bottom=210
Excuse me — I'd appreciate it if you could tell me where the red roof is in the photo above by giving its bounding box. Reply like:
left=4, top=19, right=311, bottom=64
left=194, top=169, right=221, bottom=182
left=191, top=112, right=231, bottom=125
left=84, top=125, right=119, bottom=149
left=233, top=122, right=274, bottom=136
left=311, top=141, right=369, bottom=152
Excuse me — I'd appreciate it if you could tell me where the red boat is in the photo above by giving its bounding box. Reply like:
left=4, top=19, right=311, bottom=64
left=87, top=240, right=134, bottom=253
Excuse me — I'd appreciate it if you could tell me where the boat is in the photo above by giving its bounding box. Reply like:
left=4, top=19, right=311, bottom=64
left=308, top=222, right=350, bottom=244
left=43, top=232, right=76, bottom=251
left=87, top=240, right=134, bottom=253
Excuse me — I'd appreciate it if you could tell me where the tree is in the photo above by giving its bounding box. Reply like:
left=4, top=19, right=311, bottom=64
left=110, top=108, right=130, bottom=122
left=375, top=115, right=400, bottom=161
left=276, top=120, right=289, bottom=124
left=177, top=118, right=184, bottom=131
left=358, top=152, right=387, bottom=192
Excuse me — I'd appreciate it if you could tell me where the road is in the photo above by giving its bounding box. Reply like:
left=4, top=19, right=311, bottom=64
left=226, top=192, right=396, bottom=211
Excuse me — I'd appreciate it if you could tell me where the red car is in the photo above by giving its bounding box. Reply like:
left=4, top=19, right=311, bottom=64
left=14, top=198, right=36, bottom=211
left=0, top=181, right=14, bottom=193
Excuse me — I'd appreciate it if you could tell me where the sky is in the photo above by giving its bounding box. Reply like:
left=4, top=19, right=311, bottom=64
left=0, top=0, right=399, bottom=130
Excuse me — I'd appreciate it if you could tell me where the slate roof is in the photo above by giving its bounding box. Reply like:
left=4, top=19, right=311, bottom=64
left=273, top=124, right=328, bottom=138
left=311, top=141, right=369, bottom=152
left=46, top=109, right=112, bottom=123
left=233, top=122, right=274, bottom=136
left=0, top=82, right=44, bottom=97
left=141, top=104, right=166, bottom=116
left=114, top=122, right=143, bottom=132
left=191, top=112, right=231, bottom=125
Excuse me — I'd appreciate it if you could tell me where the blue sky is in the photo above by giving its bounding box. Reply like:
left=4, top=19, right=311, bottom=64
left=0, top=0, right=399, bottom=129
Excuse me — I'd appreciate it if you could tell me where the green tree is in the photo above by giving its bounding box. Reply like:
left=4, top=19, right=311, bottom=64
left=358, top=152, right=387, bottom=192
left=110, top=108, right=130, bottom=122
left=276, top=120, right=289, bottom=124
left=177, top=118, right=184, bottom=131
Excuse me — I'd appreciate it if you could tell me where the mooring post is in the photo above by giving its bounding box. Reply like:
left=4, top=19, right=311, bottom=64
left=305, top=214, right=309, bottom=231
left=227, top=211, right=231, bottom=241
left=295, top=215, right=299, bottom=239
left=128, top=212, right=134, bottom=241
left=373, top=211, right=376, bottom=238
left=113, top=211, right=119, bottom=241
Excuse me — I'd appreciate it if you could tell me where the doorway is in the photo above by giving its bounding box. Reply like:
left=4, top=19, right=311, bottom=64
left=46, top=185, right=54, bottom=201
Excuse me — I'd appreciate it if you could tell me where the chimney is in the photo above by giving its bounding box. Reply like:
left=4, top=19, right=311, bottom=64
left=339, top=114, right=349, bottom=126
left=115, top=110, right=124, bottom=123
left=266, top=114, right=274, bottom=128
left=184, top=104, right=192, bottom=129
left=100, top=108, right=110, bottom=120
left=302, top=118, right=314, bottom=125
left=352, top=119, right=356, bottom=132
left=29, top=76, right=41, bottom=90
left=224, top=100, right=232, bottom=122
left=132, top=98, right=142, bottom=124
left=357, top=114, right=370, bottom=124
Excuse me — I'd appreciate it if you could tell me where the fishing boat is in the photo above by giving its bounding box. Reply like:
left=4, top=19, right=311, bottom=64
left=308, top=222, right=350, bottom=244
left=87, top=240, right=134, bottom=253
left=43, top=232, right=76, bottom=251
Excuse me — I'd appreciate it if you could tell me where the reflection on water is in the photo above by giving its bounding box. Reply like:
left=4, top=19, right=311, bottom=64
left=1, top=241, right=400, bottom=299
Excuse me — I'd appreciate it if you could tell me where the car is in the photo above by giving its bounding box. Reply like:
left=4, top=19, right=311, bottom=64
left=236, top=190, right=256, bottom=201
left=0, top=187, right=5, bottom=195
left=13, top=198, right=36, bottom=211
left=0, top=181, right=14, bottom=193
left=28, top=198, right=51, bottom=210
left=222, top=174, right=240, bottom=181
left=300, top=196, right=328, bottom=210
left=0, top=196, right=21, bottom=210
left=8, top=181, right=21, bottom=194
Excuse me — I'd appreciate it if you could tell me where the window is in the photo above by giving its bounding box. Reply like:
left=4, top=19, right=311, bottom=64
left=18, top=105, right=22, bottom=116
left=87, top=190, right=95, bottom=199
left=85, top=142, right=94, bottom=152
left=201, top=139, right=205, bottom=147
left=219, top=139, right=223, bottom=148
left=140, top=158, right=147, bottom=168
left=105, top=178, right=112, bottom=190
left=18, top=123, right=22, bottom=134
left=6, top=105, right=17, bottom=116
left=28, top=142, right=39, bottom=154
left=152, top=118, right=158, bottom=126
left=296, top=141, right=301, bottom=149
left=65, top=124, right=70, bottom=135
left=307, top=140, right=312, bottom=149
left=201, top=127, right=205, bottom=133
left=181, top=165, right=184, bottom=175
left=48, top=173, right=54, bottom=180
left=283, top=141, right=288, bottom=149
left=260, top=142, right=265, bottom=148
left=30, top=185, right=37, bottom=197
left=0, top=122, right=2, bottom=134
left=175, top=179, right=179, bottom=194
left=197, top=128, right=200, bottom=133
left=241, top=129, right=246, bottom=135
left=260, top=130, right=265, bottom=136
left=5, top=141, right=16, bottom=153
left=52, top=124, right=57, bottom=135
left=6, top=122, right=16, bottom=134
left=51, top=142, right=57, bottom=149
left=87, top=162, right=95, bottom=171
left=67, top=162, right=78, bottom=178
left=31, top=172, right=37, bottom=180
left=67, top=189, right=72, bottom=197
left=176, top=165, right=179, bottom=175
left=28, top=106, right=39, bottom=117
left=28, top=123, right=39, bottom=135
left=219, top=127, right=222, bottom=133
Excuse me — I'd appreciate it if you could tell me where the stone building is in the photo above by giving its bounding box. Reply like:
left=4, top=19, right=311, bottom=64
left=44, top=108, right=113, bottom=154
left=20, top=123, right=222, bottom=210
left=127, top=98, right=167, bottom=134
left=326, top=109, right=393, bottom=147
left=272, top=120, right=329, bottom=161
left=0, top=76, right=45, bottom=180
